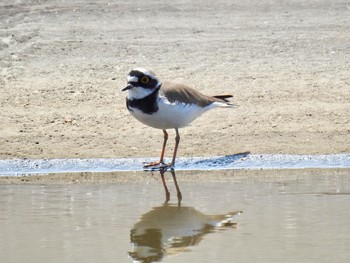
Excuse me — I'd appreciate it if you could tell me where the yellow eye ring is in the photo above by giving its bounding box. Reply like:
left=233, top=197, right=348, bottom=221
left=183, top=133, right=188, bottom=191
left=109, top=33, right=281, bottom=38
left=141, top=76, right=149, bottom=84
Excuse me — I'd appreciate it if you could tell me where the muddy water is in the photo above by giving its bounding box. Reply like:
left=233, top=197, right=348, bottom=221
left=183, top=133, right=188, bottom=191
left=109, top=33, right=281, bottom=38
left=1, top=169, right=349, bottom=263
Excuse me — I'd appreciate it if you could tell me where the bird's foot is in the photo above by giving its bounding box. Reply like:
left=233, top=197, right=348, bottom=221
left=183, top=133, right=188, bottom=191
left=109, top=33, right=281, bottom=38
left=143, top=161, right=174, bottom=171
left=143, top=161, right=167, bottom=169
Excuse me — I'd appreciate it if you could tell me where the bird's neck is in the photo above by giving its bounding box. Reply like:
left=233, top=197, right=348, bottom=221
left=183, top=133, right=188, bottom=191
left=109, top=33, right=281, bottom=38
left=126, top=86, right=161, bottom=114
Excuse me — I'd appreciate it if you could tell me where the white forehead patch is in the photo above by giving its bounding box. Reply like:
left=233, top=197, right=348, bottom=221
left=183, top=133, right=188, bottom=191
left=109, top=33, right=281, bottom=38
left=127, top=75, right=138, bottom=83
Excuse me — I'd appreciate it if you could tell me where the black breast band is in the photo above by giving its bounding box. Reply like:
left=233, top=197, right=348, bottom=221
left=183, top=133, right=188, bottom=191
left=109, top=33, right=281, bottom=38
left=126, top=87, right=160, bottom=114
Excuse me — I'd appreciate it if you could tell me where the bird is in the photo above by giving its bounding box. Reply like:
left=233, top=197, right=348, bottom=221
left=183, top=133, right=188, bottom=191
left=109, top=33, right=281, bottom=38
left=122, top=67, right=235, bottom=169
left=129, top=200, right=241, bottom=262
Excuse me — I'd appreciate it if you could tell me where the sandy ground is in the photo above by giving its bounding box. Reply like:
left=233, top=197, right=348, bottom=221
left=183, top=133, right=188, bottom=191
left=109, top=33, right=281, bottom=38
left=1, top=0, right=350, bottom=160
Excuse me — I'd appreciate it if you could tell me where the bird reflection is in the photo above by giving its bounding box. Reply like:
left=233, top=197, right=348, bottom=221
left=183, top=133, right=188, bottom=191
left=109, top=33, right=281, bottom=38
left=129, top=169, right=241, bottom=262
left=159, top=168, right=182, bottom=205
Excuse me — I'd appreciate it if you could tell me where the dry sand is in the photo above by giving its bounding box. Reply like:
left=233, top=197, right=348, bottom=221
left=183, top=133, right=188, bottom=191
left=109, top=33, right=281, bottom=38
left=1, top=0, right=349, bottom=160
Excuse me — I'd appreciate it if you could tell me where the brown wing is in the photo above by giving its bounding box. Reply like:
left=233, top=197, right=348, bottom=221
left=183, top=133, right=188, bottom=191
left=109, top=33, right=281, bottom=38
left=160, top=81, right=230, bottom=107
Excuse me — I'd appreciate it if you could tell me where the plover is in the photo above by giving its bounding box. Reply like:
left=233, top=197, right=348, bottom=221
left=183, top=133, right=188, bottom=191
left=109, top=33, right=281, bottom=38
left=122, top=67, right=234, bottom=169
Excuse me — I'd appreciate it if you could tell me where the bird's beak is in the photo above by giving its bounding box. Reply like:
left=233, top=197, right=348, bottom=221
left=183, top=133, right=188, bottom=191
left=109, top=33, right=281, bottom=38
left=122, top=84, right=133, bottom=91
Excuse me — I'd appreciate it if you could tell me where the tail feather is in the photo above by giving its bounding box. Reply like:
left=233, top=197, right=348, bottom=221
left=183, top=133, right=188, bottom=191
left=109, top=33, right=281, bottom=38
left=213, top=95, right=233, bottom=102
left=212, top=95, right=236, bottom=108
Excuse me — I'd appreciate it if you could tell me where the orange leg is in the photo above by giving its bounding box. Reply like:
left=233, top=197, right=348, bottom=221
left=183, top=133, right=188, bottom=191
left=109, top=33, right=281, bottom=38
left=144, top=129, right=168, bottom=168
left=169, top=129, right=180, bottom=168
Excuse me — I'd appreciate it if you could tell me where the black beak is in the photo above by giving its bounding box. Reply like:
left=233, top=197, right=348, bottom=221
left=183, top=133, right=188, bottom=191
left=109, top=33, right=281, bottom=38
left=122, top=84, right=133, bottom=91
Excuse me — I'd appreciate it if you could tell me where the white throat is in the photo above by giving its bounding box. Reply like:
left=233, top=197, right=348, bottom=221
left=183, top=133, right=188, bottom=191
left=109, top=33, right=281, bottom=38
left=127, top=86, right=157, bottom=100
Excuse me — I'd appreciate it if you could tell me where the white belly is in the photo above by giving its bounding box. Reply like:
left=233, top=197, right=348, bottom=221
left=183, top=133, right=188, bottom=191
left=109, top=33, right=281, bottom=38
left=129, top=98, right=213, bottom=129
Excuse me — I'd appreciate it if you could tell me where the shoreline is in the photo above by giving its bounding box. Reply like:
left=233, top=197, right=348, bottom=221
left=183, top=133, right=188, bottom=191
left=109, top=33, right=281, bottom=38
left=0, top=168, right=349, bottom=185
left=1, top=153, right=349, bottom=177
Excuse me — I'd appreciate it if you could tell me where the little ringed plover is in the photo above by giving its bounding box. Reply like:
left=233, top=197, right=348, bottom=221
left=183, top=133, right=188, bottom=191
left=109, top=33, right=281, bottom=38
left=122, top=68, right=235, bottom=169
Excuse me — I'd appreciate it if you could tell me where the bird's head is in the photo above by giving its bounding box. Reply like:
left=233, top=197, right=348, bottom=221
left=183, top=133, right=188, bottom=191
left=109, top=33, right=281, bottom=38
left=122, top=68, right=161, bottom=99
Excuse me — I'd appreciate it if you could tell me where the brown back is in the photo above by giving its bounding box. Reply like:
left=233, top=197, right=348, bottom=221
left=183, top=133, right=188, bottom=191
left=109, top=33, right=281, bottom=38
left=160, top=81, right=225, bottom=107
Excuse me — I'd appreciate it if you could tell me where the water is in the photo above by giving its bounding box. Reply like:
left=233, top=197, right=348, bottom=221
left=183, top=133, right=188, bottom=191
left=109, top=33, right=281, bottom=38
left=0, top=169, right=349, bottom=263
left=1, top=153, right=349, bottom=175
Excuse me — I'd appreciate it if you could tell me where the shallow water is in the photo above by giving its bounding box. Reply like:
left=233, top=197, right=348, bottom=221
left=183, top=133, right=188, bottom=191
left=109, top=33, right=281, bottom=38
left=1, top=169, right=350, bottom=263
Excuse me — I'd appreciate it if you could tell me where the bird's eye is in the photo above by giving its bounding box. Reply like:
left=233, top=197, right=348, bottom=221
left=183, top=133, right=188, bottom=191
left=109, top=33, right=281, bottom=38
left=141, top=76, right=149, bottom=84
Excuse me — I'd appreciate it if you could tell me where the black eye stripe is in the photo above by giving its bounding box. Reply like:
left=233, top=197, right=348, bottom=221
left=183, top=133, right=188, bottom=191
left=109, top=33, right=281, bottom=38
left=129, top=72, right=154, bottom=82
left=128, top=69, right=159, bottom=89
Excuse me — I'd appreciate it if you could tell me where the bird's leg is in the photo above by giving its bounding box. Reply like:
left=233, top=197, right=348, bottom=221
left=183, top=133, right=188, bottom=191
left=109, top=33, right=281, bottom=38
left=168, top=129, right=180, bottom=168
left=169, top=169, right=182, bottom=206
left=144, top=129, right=168, bottom=168
left=160, top=169, right=170, bottom=203
left=159, top=129, right=168, bottom=164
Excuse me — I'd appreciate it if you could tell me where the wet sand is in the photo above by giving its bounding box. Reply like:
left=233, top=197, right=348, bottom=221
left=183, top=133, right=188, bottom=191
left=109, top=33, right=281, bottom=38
left=1, top=0, right=349, bottom=161
left=1, top=168, right=349, bottom=185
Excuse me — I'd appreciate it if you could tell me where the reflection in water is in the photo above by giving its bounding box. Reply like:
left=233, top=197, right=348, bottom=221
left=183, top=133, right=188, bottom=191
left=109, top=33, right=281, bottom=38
left=129, top=169, right=242, bottom=262
left=159, top=169, right=182, bottom=205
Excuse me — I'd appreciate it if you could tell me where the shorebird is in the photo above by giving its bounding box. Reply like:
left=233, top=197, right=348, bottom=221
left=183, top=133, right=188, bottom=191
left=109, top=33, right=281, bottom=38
left=122, top=68, right=234, bottom=169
